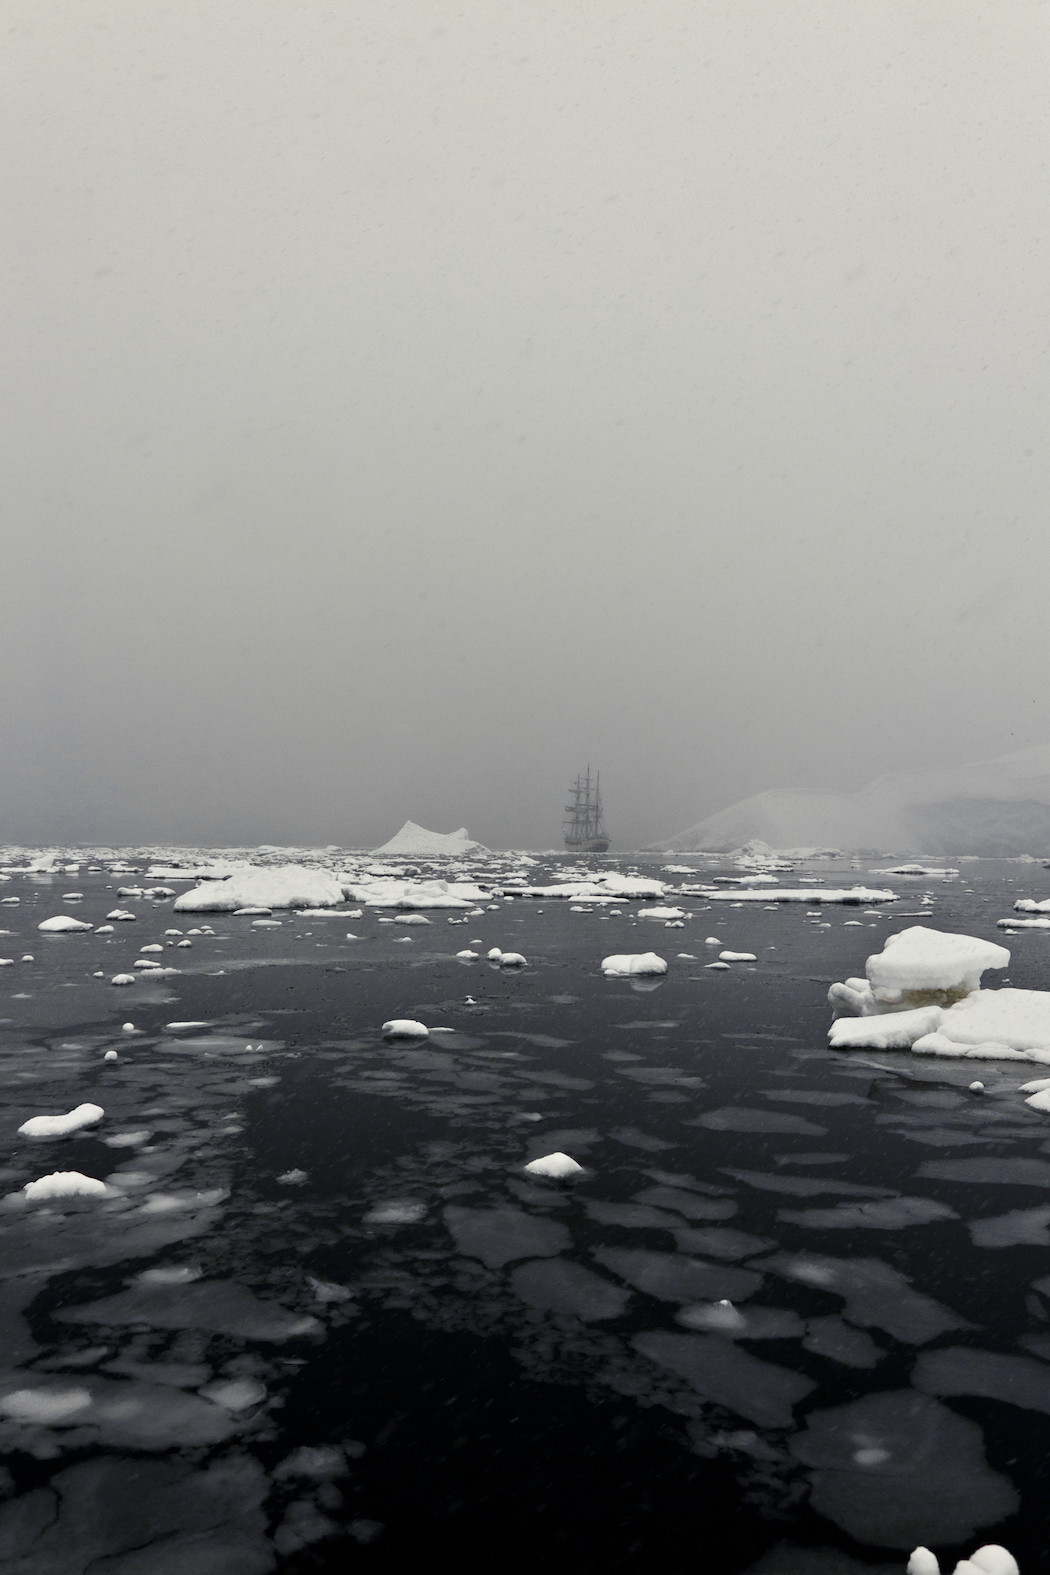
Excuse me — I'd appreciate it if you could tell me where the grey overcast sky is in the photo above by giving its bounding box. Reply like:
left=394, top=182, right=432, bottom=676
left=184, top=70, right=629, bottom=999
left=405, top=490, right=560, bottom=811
left=3, top=1, right=1049, bottom=850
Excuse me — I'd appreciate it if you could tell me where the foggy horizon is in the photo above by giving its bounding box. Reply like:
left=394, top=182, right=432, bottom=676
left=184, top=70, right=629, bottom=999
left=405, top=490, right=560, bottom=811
left=4, top=1, right=1049, bottom=852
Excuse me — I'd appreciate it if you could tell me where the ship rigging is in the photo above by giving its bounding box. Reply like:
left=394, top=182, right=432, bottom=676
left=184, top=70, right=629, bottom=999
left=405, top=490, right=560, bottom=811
left=563, top=766, right=610, bottom=853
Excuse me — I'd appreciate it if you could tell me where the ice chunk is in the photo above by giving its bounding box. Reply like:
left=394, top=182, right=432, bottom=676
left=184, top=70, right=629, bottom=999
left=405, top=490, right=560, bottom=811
left=381, top=1019, right=429, bottom=1038
left=601, top=952, right=668, bottom=977
left=524, top=1152, right=584, bottom=1179
left=175, top=864, right=346, bottom=911
left=498, top=951, right=527, bottom=967
left=37, top=915, right=92, bottom=933
left=444, top=1205, right=570, bottom=1267
left=363, top=1200, right=427, bottom=1225
left=0, top=1385, right=92, bottom=1422
left=719, top=950, right=756, bottom=961
left=634, top=1330, right=814, bottom=1427
left=23, top=1171, right=112, bottom=1201
left=789, top=1391, right=1016, bottom=1548
left=510, top=1258, right=631, bottom=1321
left=918, top=988, right=1050, bottom=1059
left=638, top=906, right=687, bottom=920
left=199, top=1376, right=267, bottom=1411
left=829, top=1006, right=944, bottom=1050
left=802, top=1315, right=881, bottom=1368
left=865, top=927, right=1009, bottom=1007
left=19, top=1103, right=104, bottom=1138
left=676, top=1302, right=804, bottom=1339
left=692, top=1107, right=827, bottom=1136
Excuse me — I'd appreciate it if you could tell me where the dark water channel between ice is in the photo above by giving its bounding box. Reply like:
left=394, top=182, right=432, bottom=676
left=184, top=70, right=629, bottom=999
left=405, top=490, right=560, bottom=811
left=2, top=856, right=1050, bottom=1571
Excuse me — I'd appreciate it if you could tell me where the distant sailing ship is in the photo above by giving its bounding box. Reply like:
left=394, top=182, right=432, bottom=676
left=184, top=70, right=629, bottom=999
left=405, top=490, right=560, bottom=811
left=563, top=766, right=610, bottom=853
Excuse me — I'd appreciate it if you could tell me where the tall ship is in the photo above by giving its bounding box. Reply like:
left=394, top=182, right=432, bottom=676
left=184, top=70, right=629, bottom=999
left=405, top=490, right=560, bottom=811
left=563, top=766, right=610, bottom=853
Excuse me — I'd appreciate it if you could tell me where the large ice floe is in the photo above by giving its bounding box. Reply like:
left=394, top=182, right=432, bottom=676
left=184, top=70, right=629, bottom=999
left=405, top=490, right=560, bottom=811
left=371, top=821, right=488, bottom=857
left=174, top=864, right=346, bottom=912
left=829, top=925, right=1050, bottom=1063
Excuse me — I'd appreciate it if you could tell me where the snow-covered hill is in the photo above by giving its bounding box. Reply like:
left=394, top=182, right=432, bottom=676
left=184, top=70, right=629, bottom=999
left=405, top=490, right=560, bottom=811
left=654, top=744, right=1050, bottom=856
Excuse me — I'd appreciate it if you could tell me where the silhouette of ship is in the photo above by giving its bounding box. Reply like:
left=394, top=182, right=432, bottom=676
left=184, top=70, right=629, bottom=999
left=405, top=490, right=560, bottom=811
left=563, top=766, right=610, bottom=852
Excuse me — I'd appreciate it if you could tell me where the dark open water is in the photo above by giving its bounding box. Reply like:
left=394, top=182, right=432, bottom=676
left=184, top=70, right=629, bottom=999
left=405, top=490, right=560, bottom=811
left=1, top=855, right=1050, bottom=1572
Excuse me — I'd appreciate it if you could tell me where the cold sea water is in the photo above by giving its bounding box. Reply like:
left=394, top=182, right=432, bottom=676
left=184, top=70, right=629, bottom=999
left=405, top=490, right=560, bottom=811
left=1, top=854, right=1049, bottom=1573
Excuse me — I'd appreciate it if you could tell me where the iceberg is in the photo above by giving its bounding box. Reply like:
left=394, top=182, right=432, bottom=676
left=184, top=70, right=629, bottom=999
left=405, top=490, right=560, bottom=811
left=371, top=822, right=488, bottom=857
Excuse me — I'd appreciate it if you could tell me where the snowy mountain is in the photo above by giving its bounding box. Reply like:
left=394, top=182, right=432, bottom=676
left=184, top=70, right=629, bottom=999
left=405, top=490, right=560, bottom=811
left=654, top=744, right=1050, bottom=856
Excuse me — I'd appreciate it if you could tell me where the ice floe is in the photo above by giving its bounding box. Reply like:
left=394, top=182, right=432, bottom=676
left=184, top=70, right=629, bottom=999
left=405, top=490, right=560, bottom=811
left=708, top=886, right=898, bottom=905
left=37, top=915, right=93, bottom=933
left=174, top=863, right=346, bottom=912
left=18, top=1104, right=104, bottom=1138
left=789, top=1390, right=1016, bottom=1547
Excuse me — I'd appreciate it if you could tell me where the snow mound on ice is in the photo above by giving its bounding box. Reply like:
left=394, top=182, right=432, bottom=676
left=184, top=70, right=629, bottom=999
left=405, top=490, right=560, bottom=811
left=866, top=927, right=1009, bottom=1006
left=37, top=915, right=93, bottom=933
left=524, top=1152, right=584, bottom=1178
left=23, top=1171, right=112, bottom=1201
left=19, top=1104, right=104, bottom=1138
left=372, top=822, right=488, bottom=857
left=174, top=864, right=345, bottom=912
left=601, top=952, right=668, bottom=977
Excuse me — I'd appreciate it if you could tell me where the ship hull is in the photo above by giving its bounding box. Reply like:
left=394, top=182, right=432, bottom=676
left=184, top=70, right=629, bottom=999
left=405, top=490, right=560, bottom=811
left=565, top=837, right=610, bottom=853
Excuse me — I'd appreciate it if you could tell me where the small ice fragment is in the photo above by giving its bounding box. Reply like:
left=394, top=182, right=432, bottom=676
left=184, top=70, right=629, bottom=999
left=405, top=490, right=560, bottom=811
left=381, top=1019, right=429, bottom=1038
left=200, top=1376, right=266, bottom=1411
left=307, top=1275, right=352, bottom=1303
left=706, top=962, right=730, bottom=971
left=122, top=1022, right=137, bottom=1033
left=487, top=947, right=503, bottom=961
left=110, top=974, right=135, bottom=986
left=21, top=954, right=33, bottom=962
left=961, top=1549, right=1019, bottom=1575
left=969, top=1081, right=985, bottom=1093
left=277, top=1169, right=309, bottom=1185
left=705, top=937, right=723, bottom=945
left=103, top=1050, right=118, bottom=1061
left=524, top=1152, right=584, bottom=1179
left=37, top=915, right=92, bottom=933
left=456, top=949, right=479, bottom=959
left=139, top=943, right=163, bottom=954
left=19, top=1103, right=104, bottom=1138
left=499, top=952, right=527, bottom=967
left=719, top=951, right=756, bottom=962
left=363, top=1200, right=427, bottom=1224
left=24, top=1171, right=111, bottom=1200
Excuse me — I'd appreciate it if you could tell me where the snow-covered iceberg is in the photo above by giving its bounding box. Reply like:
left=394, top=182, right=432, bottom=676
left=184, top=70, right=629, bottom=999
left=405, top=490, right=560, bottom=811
left=174, top=865, right=346, bottom=912
left=654, top=741, right=1050, bottom=855
left=371, top=822, right=488, bottom=857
